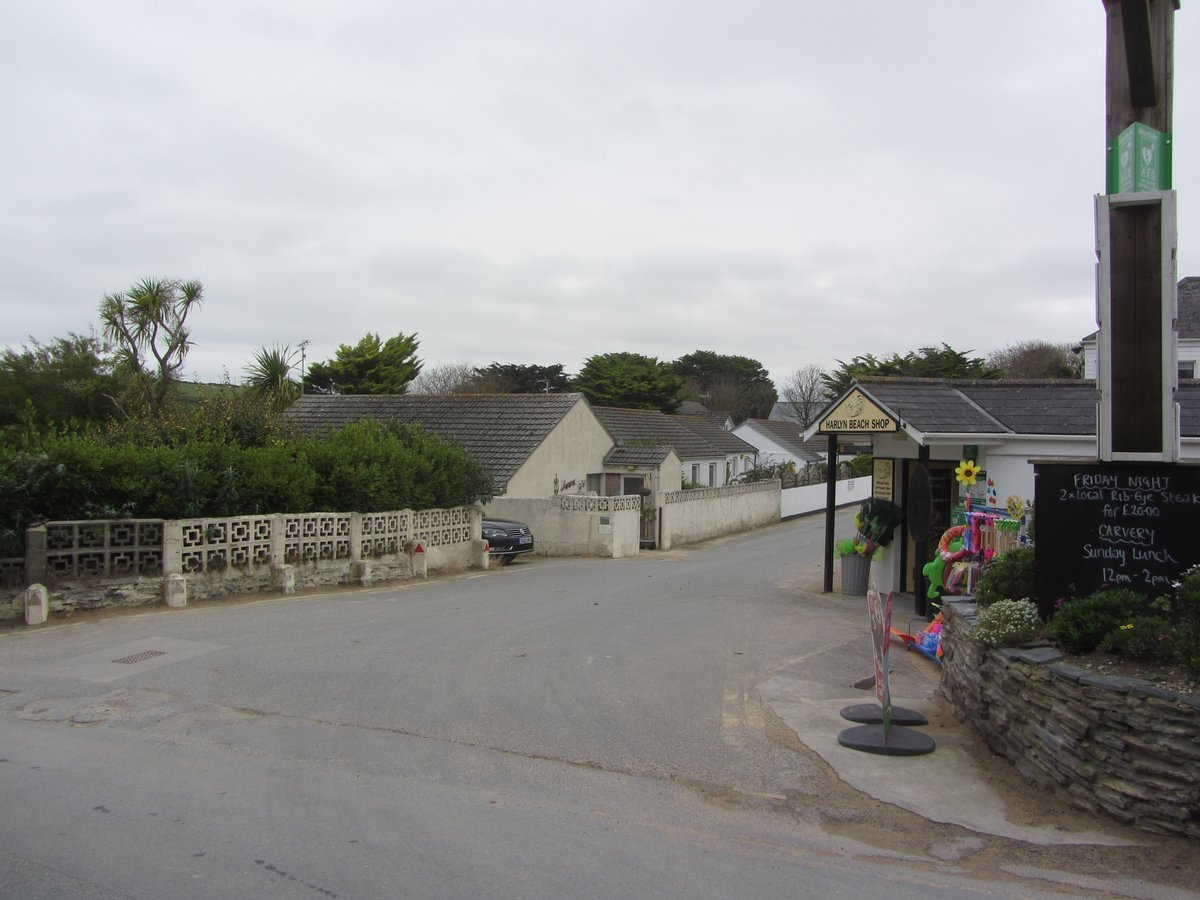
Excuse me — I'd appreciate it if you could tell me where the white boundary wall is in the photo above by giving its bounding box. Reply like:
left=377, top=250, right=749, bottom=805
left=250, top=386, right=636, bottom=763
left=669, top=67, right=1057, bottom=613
left=780, top=476, right=873, bottom=519
left=484, top=495, right=642, bottom=558
left=659, top=481, right=780, bottom=550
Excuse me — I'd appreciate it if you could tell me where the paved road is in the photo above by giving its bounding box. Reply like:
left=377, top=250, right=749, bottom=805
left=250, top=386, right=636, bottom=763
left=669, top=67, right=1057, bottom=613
left=0, top=512, right=1193, bottom=899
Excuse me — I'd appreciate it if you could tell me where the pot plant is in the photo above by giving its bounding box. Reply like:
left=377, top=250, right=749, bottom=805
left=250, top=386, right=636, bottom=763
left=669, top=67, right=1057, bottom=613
left=836, top=535, right=877, bottom=595
left=836, top=498, right=903, bottom=596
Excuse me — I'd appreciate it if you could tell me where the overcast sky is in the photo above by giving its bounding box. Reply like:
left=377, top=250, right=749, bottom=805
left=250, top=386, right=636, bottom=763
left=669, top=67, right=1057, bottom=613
left=3, top=2, right=1198, bottom=391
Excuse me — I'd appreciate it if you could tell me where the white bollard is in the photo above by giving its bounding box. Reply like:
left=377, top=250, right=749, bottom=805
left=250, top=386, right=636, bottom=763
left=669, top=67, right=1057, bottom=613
left=273, top=565, right=296, bottom=595
left=164, top=573, right=188, bottom=608
left=471, top=539, right=490, bottom=570
left=23, top=584, right=49, bottom=626
left=408, top=541, right=428, bottom=579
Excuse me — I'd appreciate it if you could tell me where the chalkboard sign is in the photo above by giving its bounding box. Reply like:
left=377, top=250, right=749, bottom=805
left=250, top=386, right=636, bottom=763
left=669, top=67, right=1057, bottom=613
left=1034, top=462, right=1200, bottom=616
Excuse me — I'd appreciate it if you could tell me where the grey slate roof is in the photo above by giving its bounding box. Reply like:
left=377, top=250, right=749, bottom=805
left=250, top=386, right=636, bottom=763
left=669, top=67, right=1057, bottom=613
left=676, top=401, right=735, bottom=428
left=739, top=418, right=825, bottom=460
left=1178, top=277, right=1200, bottom=337
left=592, top=407, right=733, bottom=461
left=954, top=381, right=1099, bottom=435
left=673, top=415, right=757, bottom=455
left=841, top=377, right=1200, bottom=438
left=603, top=444, right=675, bottom=467
left=286, top=393, right=588, bottom=490
left=855, top=378, right=1006, bottom=434
left=768, top=401, right=802, bottom=423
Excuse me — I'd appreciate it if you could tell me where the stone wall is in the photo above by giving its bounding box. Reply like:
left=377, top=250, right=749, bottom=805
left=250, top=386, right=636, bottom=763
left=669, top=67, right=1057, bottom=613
left=939, top=599, right=1200, bottom=839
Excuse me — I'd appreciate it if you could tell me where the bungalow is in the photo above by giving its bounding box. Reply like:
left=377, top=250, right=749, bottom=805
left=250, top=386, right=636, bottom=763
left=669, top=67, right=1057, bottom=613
left=286, top=393, right=613, bottom=499
left=592, top=407, right=757, bottom=487
left=732, top=418, right=826, bottom=475
left=287, top=393, right=768, bottom=553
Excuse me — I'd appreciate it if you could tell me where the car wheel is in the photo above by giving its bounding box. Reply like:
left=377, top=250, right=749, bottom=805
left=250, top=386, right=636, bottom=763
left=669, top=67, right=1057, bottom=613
left=500, top=555, right=515, bottom=566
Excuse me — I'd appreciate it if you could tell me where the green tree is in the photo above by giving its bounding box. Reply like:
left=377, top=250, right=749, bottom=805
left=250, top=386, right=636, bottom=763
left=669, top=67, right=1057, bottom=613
left=574, top=352, right=683, bottom=412
left=243, top=345, right=302, bottom=411
left=986, top=340, right=1083, bottom=380
left=0, top=333, right=120, bottom=432
left=467, top=363, right=572, bottom=394
left=822, top=343, right=1000, bottom=396
left=671, top=350, right=777, bottom=423
left=99, top=277, right=204, bottom=416
left=304, top=332, right=423, bottom=395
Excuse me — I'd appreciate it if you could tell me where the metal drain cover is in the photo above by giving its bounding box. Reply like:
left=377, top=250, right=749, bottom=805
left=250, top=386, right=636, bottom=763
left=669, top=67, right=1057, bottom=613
left=112, top=650, right=166, bottom=665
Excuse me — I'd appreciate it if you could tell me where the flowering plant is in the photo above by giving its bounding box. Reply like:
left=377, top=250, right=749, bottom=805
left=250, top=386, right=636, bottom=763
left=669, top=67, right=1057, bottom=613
left=971, top=598, right=1042, bottom=647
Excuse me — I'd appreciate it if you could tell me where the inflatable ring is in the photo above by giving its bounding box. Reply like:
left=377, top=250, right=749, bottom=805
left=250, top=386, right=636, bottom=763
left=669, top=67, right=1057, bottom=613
left=938, top=525, right=970, bottom=563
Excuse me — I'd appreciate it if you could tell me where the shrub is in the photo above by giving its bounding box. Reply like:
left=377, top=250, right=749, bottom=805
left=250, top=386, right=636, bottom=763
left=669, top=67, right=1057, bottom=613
left=971, top=598, right=1042, bottom=647
left=849, top=453, right=873, bottom=477
left=974, top=547, right=1035, bottom=608
left=1099, top=615, right=1176, bottom=662
left=1050, top=588, right=1143, bottom=654
left=303, top=420, right=492, bottom=512
left=1173, top=566, right=1200, bottom=675
left=0, top=417, right=490, bottom=558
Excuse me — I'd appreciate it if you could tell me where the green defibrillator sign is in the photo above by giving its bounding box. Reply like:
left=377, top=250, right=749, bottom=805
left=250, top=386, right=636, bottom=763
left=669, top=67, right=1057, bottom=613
left=1107, top=122, right=1172, bottom=194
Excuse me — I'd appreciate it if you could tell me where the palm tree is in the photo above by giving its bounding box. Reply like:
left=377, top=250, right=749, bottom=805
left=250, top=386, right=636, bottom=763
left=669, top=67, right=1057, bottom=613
left=99, top=277, right=204, bottom=416
left=243, top=345, right=301, bottom=411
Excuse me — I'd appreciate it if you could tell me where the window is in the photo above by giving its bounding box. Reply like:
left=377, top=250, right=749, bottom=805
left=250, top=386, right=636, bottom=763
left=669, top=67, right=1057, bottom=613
left=708, top=463, right=716, bottom=485
left=690, top=464, right=699, bottom=484
left=1180, top=360, right=1196, bottom=380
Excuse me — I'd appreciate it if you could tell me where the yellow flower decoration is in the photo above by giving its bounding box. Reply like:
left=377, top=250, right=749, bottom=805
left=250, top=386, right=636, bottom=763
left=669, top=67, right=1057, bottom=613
left=1005, top=495, right=1026, bottom=519
left=955, top=459, right=982, bottom=486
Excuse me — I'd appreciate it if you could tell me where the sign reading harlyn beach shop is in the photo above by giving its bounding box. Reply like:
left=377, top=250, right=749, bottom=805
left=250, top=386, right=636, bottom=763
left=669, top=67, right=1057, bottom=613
left=819, top=389, right=898, bottom=434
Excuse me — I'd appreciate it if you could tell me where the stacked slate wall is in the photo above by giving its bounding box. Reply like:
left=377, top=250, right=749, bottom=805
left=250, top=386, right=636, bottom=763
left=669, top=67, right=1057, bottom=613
left=940, top=599, right=1200, bottom=839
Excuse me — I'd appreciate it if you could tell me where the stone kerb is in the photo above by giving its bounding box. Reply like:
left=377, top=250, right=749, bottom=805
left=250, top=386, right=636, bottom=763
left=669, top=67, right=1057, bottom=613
left=939, top=600, right=1200, bottom=839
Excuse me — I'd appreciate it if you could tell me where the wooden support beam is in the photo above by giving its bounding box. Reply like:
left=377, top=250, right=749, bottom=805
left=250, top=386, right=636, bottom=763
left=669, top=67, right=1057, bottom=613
left=1104, top=0, right=1176, bottom=137
left=823, top=433, right=837, bottom=593
left=1120, top=0, right=1157, bottom=107
left=1108, top=203, right=1164, bottom=452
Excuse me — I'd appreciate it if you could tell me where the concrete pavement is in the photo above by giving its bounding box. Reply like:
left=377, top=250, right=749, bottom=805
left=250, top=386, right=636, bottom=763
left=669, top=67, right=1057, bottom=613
left=758, top=586, right=1133, bottom=847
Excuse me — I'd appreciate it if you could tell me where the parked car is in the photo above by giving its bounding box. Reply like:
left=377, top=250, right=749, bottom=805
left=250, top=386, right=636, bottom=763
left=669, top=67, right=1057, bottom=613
left=482, top=517, right=535, bottom=564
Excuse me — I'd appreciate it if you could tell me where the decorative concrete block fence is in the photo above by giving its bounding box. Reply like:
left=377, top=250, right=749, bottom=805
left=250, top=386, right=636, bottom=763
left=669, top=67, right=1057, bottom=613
left=5, top=506, right=481, bottom=620
left=939, top=599, right=1200, bottom=839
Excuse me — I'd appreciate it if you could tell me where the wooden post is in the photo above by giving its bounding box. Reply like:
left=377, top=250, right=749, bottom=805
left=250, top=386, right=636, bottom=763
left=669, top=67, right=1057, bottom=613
left=1104, top=0, right=1175, bottom=137
left=1097, top=0, right=1179, bottom=461
left=823, top=433, right=837, bottom=593
left=911, top=446, right=932, bottom=617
